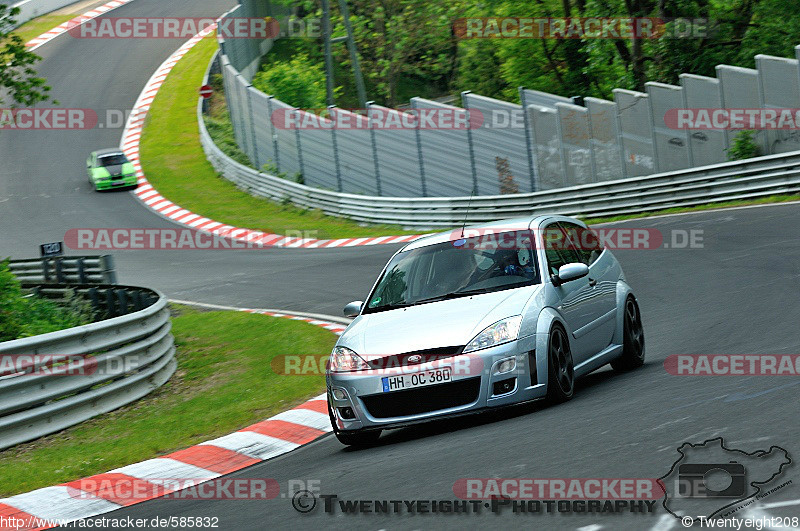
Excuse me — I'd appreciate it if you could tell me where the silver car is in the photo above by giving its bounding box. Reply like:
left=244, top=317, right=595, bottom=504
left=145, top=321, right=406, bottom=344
left=326, top=215, right=645, bottom=446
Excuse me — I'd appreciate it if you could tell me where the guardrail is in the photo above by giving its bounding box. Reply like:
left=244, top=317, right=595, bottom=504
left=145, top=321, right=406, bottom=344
left=8, top=255, right=117, bottom=285
left=198, top=67, right=800, bottom=228
left=0, top=284, right=175, bottom=450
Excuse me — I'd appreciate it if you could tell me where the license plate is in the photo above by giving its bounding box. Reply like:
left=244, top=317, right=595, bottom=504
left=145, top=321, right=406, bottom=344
left=382, top=367, right=452, bottom=393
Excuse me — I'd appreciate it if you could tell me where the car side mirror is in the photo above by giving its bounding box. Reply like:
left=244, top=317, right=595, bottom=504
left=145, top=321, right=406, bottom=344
left=552, top=263, right=589, bottom=287
left=343, top=300, right=363, bottom=318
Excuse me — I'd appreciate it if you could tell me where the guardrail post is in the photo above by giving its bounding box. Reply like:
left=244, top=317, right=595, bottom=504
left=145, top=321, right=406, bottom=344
left=99, top=255, right=117, bottom=284
left=117, top=290, right=129, bottom=316
left=88, top=287, right=100, bottom=316
left=105, top=289, right=116, bottom=318
left=132, top=290, right=143, bottom=311
left=77, top=258, right=87, bottom=284
left=55, top=258, right=65, bottom=283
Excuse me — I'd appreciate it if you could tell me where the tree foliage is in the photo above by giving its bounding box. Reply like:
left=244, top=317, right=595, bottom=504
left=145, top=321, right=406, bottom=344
left=0, top=5, right=55, bottom=107
left=253, top=52, right=328, bottom=108
left=262, top=0, right=800, bottom=106
left=726, top=130, right=761, bottom=160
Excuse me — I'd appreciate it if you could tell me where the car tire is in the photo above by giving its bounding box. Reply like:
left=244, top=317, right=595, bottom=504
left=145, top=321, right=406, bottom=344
left=546, top=324, right=574, bottom=403
left=327, top=398, right=381, bottom=447
left=611, top=296, right=645, bottom=372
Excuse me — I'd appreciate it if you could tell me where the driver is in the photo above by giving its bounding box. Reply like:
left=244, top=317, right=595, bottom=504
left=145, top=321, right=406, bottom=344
left=435, top=249, right=476, bottom=292
left=496, top=248, right=536, bottom=278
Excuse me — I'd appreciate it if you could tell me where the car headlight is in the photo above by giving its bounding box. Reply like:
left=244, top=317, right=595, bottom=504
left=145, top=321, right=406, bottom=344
left=125, top=172, right=135, bottom=178
left=463, top=316, right=523, bottom=353
left=329, top=346, right=370, bottom=372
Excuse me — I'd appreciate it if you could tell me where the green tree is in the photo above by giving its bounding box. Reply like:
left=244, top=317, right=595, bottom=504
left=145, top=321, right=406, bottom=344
left=0, top=5, right=55, bottom=106
left=252, top=52, right=327, bottom=108
left=334, top=0, right=461, bottom=106
left=726, top=130, right=761, bottom=160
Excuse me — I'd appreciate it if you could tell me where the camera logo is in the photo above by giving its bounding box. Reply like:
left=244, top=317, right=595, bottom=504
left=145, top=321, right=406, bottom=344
left=659, top=438, right=791, bottom=524
left=677, top=462, right=746, bottom=498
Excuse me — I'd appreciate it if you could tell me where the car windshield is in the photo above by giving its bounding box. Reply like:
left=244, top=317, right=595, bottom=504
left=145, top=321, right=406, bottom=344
left=363, top=230, right=540, bottom=313
left=98, top=154, right=128, bottom=166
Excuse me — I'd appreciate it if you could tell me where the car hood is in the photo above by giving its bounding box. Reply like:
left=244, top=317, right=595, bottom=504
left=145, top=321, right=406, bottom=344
left=104, top=164, right=124, bottom=175
left=340, top=286, right=541, bottom=355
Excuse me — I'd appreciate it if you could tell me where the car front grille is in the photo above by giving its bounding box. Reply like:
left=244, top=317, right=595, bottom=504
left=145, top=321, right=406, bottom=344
left=360, top=377, right=481, bottom=419
left=365, top=345, right=464, bottom=369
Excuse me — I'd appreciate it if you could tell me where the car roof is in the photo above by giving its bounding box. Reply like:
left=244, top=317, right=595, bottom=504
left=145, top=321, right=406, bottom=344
left=94, top=148, right=126, bottom=157
left=400, top=214, right=565, bottom=252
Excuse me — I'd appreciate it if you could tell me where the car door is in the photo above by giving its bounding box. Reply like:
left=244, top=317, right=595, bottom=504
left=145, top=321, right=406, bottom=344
left=540, top=221, right=597, bottom=362
left=559, top=221, right=617, bottom=353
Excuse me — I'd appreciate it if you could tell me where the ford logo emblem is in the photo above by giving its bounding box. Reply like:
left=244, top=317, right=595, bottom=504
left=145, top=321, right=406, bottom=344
left=407, top=354, right=423, bottom=364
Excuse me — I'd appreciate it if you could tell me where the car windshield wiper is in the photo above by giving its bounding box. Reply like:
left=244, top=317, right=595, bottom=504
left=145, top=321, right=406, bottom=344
left=363, top=301, right=415, bottom=313
left=411, top=288, right=493, bottom=305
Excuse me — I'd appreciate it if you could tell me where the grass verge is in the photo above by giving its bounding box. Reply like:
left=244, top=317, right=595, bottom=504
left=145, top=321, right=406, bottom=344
left=139, top=34, right=416, bottom=239
left=0, top=304, right=334, bottom=497
left=13, top=14, right=76, bottom=45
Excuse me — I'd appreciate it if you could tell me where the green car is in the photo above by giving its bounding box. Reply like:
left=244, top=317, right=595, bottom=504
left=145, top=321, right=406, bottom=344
left=87, top=149, right=138, bottom=191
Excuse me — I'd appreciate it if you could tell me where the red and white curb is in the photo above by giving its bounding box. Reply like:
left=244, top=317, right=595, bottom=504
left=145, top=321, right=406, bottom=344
left=119, top=29, right=424, bottom=250
left=24, top=0, right=136, bottom=51
left=0, top=308, right=346, bottom=530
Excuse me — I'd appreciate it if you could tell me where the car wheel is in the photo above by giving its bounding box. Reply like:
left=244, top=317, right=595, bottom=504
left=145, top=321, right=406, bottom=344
left=611, top=296, right=645, bottom=371
left=327, top=398, right=381, bottom=447
left=546, top=324, right=574, bottom=403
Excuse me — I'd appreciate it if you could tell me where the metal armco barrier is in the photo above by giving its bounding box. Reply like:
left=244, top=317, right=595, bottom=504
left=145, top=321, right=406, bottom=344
left=8, top=255, right=117, bottom=285
left=0, top=284, right=175, bottom=450
left=200, top=91, right=800, bottom=228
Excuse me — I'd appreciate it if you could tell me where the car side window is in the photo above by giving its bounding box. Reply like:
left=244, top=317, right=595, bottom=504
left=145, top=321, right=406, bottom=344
left=542, top=223, right=582, bottom=276
left=558, top=221, right=603, bottom=266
